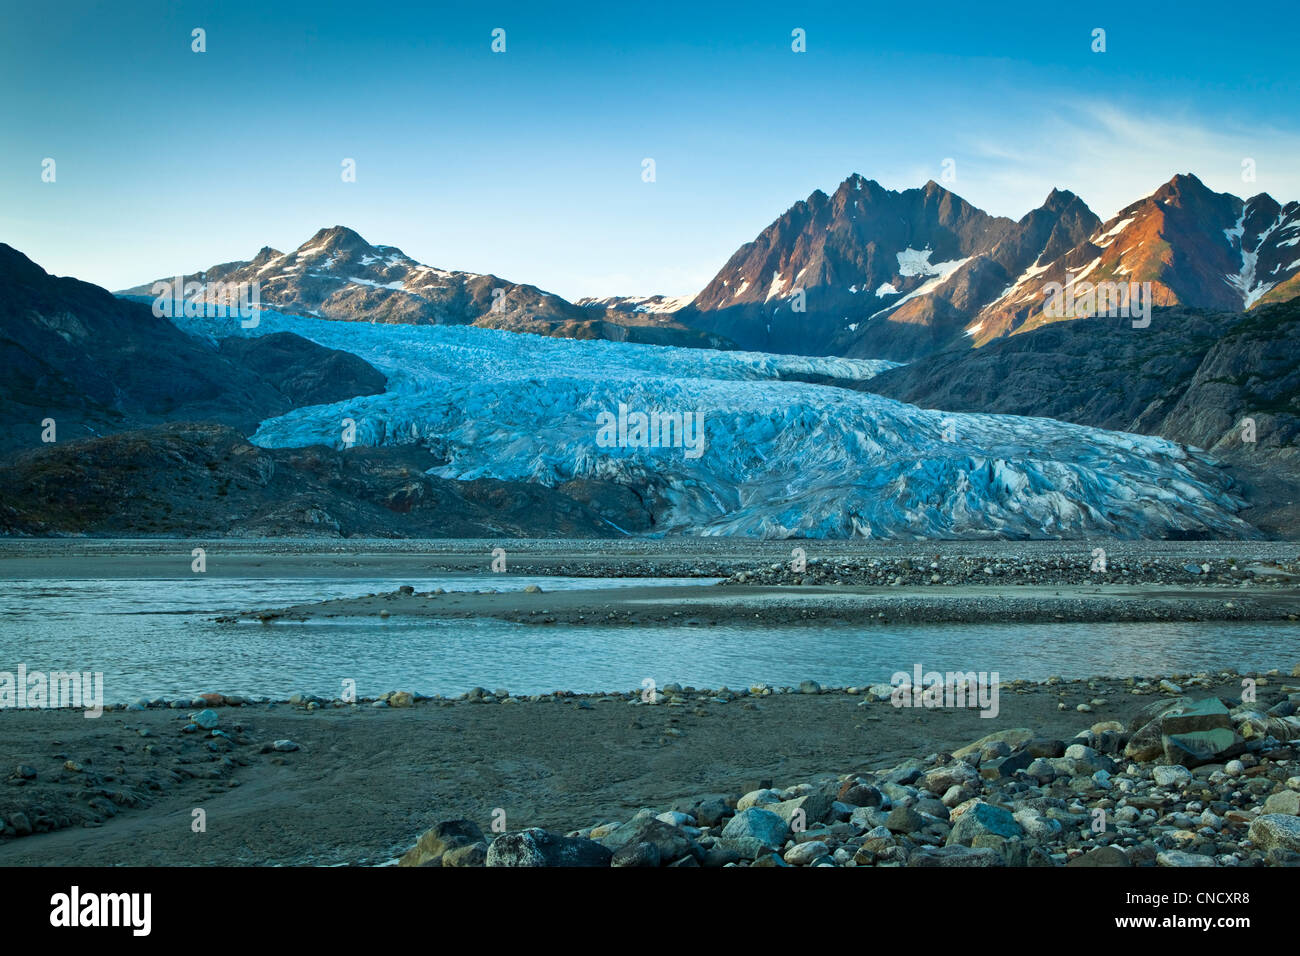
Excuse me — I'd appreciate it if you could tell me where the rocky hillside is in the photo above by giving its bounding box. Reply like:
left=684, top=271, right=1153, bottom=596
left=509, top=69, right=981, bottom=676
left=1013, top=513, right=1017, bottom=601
left=971, top=174, right=1300, bottom=346
left=0, top=423, right=647, bottom=537
left=0, top=244, right=386, bottom=452
left=121, top=227, right=731, bottom=350
left=866, top=299, right=1300, bottom=534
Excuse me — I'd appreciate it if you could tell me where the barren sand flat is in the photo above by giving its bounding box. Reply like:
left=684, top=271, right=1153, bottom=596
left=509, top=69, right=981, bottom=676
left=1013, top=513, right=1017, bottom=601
left=235, top=582, right=1300, bottom=626
left=0, top=677, right=1269, bottom=867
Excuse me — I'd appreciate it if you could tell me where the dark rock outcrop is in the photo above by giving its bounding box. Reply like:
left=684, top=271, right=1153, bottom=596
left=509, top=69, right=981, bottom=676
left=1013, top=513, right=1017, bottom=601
left=0, top=423, right=641, bottom=538
left=0, top=243, right=387, bottom=452
left=865, top=300, right=1300, bottom=534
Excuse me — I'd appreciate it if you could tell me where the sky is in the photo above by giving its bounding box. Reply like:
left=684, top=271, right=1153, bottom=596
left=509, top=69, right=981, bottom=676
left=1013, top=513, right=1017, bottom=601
left=3, top=0, right=1299, bottom=301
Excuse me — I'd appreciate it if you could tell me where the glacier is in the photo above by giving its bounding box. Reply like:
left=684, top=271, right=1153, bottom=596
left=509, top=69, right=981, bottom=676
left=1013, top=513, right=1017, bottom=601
left=161, top=307, right=1256, bottom=539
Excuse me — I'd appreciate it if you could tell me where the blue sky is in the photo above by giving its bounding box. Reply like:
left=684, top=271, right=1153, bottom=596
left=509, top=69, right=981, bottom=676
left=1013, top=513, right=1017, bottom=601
left=3, top=0, right=1299, bottom=300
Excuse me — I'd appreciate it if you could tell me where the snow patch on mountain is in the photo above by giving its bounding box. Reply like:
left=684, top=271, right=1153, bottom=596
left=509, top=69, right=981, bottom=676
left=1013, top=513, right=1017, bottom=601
left=1225, top=206, right=1287, bottom=309
left=1092, top=217, right=1135, bottom=248
left=1065, top=258, right=1102, bottom=287
left=348, top=276, right=407, bottom=291
left=897, top=247, right=946, bottom=277
left=871, top=258, right=971, bottom=319
left=765, top=271, right=790, bottom=302
left=577, top=293, right=695, bottom=314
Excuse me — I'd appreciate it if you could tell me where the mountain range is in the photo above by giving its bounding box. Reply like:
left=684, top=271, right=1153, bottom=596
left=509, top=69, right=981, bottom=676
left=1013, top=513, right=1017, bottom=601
left=121, top=227, right=730, bottom=350
left=3, top=169, right=1299, bottom=538
left=674, top=172, right=1300, bottom=361
left=121, top=173, right=1300, bottom=366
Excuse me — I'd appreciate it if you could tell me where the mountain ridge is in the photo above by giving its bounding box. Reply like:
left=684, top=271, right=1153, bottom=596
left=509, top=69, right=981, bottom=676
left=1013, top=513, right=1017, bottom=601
left=0, top=242, right=387, bottom=452
left=666, top=172, right=1300, bottom=361
left=120, top=226, right=733, bottom=351
left=113, top=173, right=1300, bottom=363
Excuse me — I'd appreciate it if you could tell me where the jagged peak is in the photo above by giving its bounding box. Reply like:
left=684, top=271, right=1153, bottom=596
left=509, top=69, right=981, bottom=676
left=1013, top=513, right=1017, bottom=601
left=1149, top=172, right=1215, bottom=205
left=835, top=172, right=884, bottom=193
left=250, top=246, right=283, bottom=263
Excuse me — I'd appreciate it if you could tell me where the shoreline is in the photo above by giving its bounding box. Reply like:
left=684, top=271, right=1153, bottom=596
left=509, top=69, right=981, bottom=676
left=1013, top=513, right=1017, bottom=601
left=1, top=669, right=1296, bottom=866
left=229, top=581, right=1300, bottom=626
left=3, top=537, right=1299, bottom=580
left=4, top=538, right=1299, bottom=866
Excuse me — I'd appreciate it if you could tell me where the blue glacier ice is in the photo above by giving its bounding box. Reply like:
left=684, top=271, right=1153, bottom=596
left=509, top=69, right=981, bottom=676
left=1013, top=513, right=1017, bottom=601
left=162, top=307, right=1256, bottom=539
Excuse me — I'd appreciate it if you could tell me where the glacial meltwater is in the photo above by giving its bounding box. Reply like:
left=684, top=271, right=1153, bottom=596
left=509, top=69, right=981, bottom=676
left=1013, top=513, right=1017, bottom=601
left=3, top=575, right=1299, bottom=703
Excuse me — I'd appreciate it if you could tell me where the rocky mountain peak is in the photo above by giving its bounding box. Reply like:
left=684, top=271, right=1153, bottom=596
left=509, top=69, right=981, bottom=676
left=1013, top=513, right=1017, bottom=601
left=1149, top=172, right=1215, bottom=207
left=1040, top=187, right=1081, bottom=212
left=298, top=225, right=375, bottom=258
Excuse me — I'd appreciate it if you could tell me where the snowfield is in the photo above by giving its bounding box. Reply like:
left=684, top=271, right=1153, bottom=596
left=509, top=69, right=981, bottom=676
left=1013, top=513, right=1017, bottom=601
left=165, top=308, right=1256, bottom=539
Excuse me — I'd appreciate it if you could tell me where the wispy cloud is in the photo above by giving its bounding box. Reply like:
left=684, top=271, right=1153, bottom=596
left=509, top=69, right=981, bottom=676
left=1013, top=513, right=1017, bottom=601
left=960, top=101, right=1300, bottom=221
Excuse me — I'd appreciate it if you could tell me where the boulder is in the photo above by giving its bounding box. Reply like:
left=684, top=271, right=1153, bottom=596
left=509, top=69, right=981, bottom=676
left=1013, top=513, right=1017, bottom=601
left=611, top=841, right=661, bottom=867
left=400, top=819, right=486, bottom=867
left=1163, top=728, right=1244, bottom=767
left=441, top=842, right=487, bottom=867
left=599, top=811, right=702, bottom=863
left=922, top=763, right=979, bottom=793
left=836, top=780, right=884, bottom=807
left=1126, top=697, right=1188, bottom=732
left=719, top=808, right=791, bottom=858
left=768, top=792, right=835, bottom=828
left=1161, top=698, right=1233, bottom=736
left=485, top=829, right=613, bottom=867
left=1157, top=850, right=1218, bottom=867
left=1249, top=814, right=1300, bottom=853
left=908, top=845, right=1003, bottom=867
left=952, top=728, right=1033, bottom=760
left=947, top=801, right=1024, bottom=846
left=1066, top=845, right=1131, bottom=867
left=736, top=788, right=783, bottom=811
left=1152, top=765, right=1194, bottom=788
left=1262, top=791, right=1300, bottom=816
left=1124, top=719, right=1167, bottom=762
left=783, top=841, right=830, bottom=865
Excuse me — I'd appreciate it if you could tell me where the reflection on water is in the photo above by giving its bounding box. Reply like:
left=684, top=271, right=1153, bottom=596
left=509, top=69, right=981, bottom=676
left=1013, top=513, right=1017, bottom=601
left=2, top=577, right=1297, bottom=702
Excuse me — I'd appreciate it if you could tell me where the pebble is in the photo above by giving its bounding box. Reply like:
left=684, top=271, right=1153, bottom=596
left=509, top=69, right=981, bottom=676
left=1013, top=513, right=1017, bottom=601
left=1152, top=765, right=1193, bottom=788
